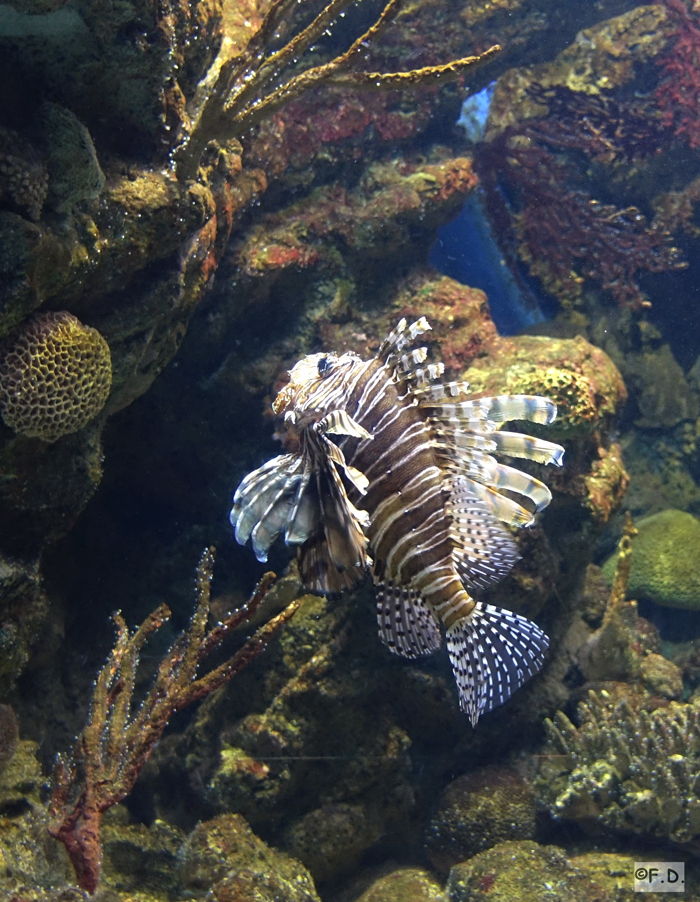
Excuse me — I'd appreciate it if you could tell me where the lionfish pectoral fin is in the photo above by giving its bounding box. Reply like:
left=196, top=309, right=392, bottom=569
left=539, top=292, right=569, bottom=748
left=480, top=459, right=553, bottom=512
left=230, top=453, right=303, bottom=559
left=321, top=436, right=370, bottom=495
left=375, top=579, right=442, bottom=658
left=298, top=537, right=365, bottom=595
left=420, top=394, right=558, bottom=427
left=446, top=602, right=548, bottom=727
left=296, top=452, right=370, bottom=595
left=448, top=477, right=520, bottom=591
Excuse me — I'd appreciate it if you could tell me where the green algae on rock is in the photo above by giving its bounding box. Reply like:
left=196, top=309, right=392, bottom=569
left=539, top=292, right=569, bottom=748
left=178, top=813, right=320, bottom=902
left=603, top=509, right=700, bottom=609
left=354, top=866, right=447, bottom=902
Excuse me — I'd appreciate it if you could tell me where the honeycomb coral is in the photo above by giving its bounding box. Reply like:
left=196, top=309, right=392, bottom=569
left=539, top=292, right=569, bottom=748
left=0, top=312, right=112, bottom=442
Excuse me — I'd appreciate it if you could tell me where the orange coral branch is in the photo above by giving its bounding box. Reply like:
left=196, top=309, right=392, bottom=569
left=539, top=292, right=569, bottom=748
left=48, top=548, right=299, bottom=894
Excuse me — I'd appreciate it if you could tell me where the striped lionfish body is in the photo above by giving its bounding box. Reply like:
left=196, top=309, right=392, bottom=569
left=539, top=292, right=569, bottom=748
left=231, top=318, right=564, bottom=724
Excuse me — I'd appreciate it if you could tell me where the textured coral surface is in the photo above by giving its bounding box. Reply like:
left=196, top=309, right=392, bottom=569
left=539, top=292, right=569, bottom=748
left=0, top=311, right=112, bottom=443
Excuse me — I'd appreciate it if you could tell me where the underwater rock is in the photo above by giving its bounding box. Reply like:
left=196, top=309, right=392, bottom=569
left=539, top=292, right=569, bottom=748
left=462, top=334, right=625, bottom=439
left=0, top=127, right=48, bottom=222
left=0, top=0, right=222, bottom=159
left=353, top=866, right=447, bottom=902
left=446, top=839, right=603, bottom=902
left=486, top=5, right=675, bottom=141
left=425, top=765, right=537, bottom=874
left=0, top=213, right=72, bottom=333
left=0, top=425, right=105, bottom=555
left=101, top=817, right=184, bottom=896
left=626, top=343, right=699, bottom=429
left=0, top=739, right=72, bottom=890
left=0, top=705, right=17, bottom=779
left=603, top=509, right=700, bottom=610
left=570, top=849, right=695, bottom=902
left=283, top=803, right=383, bottom=886
left=178, top=813, right=320, bottom=902
left=539, top=688, right=700, bottom=845
left=0, top=553, right=48, bottom=692
left=620, top=428, right=700, bottom=520
left=639, top=652, right=683, bottom=701
left=231, top=154, right=478, bottom=301
left=39, top=103, right=105, bottom=213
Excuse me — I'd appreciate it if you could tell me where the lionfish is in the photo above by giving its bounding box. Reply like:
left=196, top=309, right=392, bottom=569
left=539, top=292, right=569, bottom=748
left=231, top=318, right=564, bottom=724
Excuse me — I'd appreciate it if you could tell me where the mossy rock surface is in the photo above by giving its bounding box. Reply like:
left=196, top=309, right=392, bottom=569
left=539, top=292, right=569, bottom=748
left=603, top=509, right=700, bottom=610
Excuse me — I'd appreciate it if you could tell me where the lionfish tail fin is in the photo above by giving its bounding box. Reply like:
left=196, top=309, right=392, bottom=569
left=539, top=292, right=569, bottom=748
left=445, top=602, right=548, bottom=726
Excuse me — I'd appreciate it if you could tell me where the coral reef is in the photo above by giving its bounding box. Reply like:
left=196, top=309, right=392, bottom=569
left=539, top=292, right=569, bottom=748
left=541, top=689, right=700, bottom=844
left=602, top=509, right=700, bottom=610
left=48, top=550, right=300, bottom=893
left=0, top=312, right=112, bottom=443
left=0, top=0, right=686, bottom=898
left=424, top=765, right=536, bottom=874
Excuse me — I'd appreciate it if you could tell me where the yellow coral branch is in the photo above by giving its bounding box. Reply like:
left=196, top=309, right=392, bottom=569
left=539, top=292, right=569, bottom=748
left=174, top=0, right=501, bottom=181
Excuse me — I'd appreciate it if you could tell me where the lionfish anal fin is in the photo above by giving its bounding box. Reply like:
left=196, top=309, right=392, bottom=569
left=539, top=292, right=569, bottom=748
left=375, top=579, right=442, bottom=657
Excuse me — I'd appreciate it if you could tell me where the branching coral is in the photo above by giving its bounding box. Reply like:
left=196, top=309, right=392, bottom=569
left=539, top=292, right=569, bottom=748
left=0, top=311, right=113, bottom=443
left=174, top=0, right=500, bottom=180
left=48, top=548, right=300, bottom=894
left=476, top=86, right=685, bottom=310
left=542, top=689, right=700, bottom=844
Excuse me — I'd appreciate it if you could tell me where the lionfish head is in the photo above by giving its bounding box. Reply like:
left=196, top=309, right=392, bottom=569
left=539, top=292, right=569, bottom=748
left=272, top=351, right=360, bottom=416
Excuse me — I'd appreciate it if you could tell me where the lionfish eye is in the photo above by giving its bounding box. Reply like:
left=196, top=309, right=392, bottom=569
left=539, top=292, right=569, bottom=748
left=317, top=356, right=333, bottom=377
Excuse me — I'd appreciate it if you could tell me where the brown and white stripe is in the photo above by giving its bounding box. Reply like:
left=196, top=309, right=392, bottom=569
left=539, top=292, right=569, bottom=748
left=231, top=317, right=565, bottom=724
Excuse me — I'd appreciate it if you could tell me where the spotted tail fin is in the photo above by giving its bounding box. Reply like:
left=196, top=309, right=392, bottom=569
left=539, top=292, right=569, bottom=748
left=446, top=602, right=548, bottom=726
